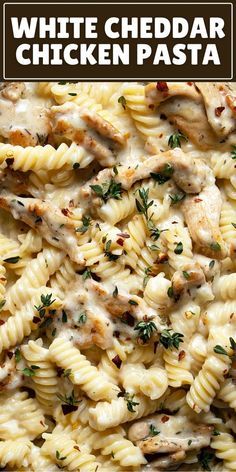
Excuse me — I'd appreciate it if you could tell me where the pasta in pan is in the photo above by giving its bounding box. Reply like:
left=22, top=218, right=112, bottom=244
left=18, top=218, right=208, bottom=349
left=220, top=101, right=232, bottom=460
left=0, top=80, right=235, bottom=471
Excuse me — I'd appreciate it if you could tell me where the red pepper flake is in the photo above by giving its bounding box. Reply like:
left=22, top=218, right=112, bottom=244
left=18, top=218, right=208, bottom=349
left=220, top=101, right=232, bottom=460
left=187, top=82, right=193, bottom=86
left=112, top=355, right=122, bottom=369
left=74, top=445, right=80, bottom=451
left=148, top=104, right=155, bottom=110
left=61, top=208, right=70, bottom=216
left=178, top=350, right=186, bottom=361
left=56, top=367, right=65, bottom=378
left=0, top=320, right=5, bottom=326
left=61, top=404, right=78, bottom=415
left=161, top=415, right=170, bottom=423
left=32, top=316, right=41, bottom=324
left=156, top=81, right=169, bottom=92
left=215, top=106, right=225, bottom=117
left=117, top=238, right=124, bottom=247
left=113, top=330, right=120, bottom=338
left=194, top=198, right=203, bottom=203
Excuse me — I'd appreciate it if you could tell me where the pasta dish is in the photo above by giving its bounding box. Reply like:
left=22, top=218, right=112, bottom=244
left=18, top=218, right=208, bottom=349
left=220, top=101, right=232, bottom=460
left=0, top=81, right=235, bottom=471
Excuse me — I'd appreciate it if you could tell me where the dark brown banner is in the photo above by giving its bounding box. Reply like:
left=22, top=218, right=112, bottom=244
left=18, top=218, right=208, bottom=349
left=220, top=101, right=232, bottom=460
left=1, top=1, right=235, bottom=80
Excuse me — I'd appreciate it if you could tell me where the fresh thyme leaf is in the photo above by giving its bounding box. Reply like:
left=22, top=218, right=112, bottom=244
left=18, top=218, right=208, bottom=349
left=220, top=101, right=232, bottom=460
left=62, top=368, right=72, bottom=378
left=0, top=300, right=6, bottom=311
left=90, top=180, right=122, bottom=202
left=135, top=188, right=154, bottom=220
left=104, top=240, right=120, bottom=261
left=134, top=320, right=157, bottom=344
left=160, top=329, right=184, bottom=350
left=56, top=450, right=67, bottom=461
left=212, top=429, right=220, bottom=436
left=231, top=145, right=236, bottom=159
left=113, top=166, right=118, bottom=175
left=149, top=424, right=160, bottom=436
left=168, top=131, right=188, bottom=149
left=169, top=192, right=186, bottom=204
left=197, top=449, right=214, bottom=471
left=209, top=260, right=215, bottom=269
left=82, top=268, right=92, bottom=280
left=213, top=345, right=228, bottom=356
left=3, top=256, right=21, bottom=264
left=75, top=215, right=91, bottom=234
left=167, top=286, right=174, bottom=298
left=124, top=392, right=139, bottom=412
left=68, top=92, right=77, bottom=96
left=40, top=294, right=55, bottom=307
left=210, top=242, right=221, bottom=252
left=57, top=390, right=80, bottom=406
left=78, top=312, right=87, bottom=324
left=174, top=242, right=183, bottom=254
left=113, top=286, right=118, bottom=297
left=229, top=337, right=236, bottom=352
left=15, top=348, right=21, bottom=363
left=183, top=270, right=190, bottom=279
left=150, top=164, right=174, bottom=184
left=22, top=366, right=39, bottom=377
left=232, top=222, right=236, bottom=229
left=118, top=96, right=127, bottom=109
left=58, top=81, right=67, bottom=85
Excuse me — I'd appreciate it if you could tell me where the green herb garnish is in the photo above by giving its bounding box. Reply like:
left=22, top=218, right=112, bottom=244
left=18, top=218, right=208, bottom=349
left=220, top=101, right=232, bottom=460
left=160, top=329, right=184, bottom=350
left=0, top=300, right=6, bottom=311
left=149, top=424, right=160, bottom=436
left=210, top=242, right=221, bottom=252
left=78, top=312, right=87, bottom=324
left=124, top=392, right=139, bottom=412
left=174, top=241, right=183, bottom=254
left=134, top=319, right=157, bottom=344
left=22, top=365, right=40, bottom=377
left=150, top=163, right=174, bottom=185
left=118, top=96, right=127, bottom=109
left=75, top=215, right=91, bottom=234
left=104, top=240, right=120, bottom=261
left=169, top=192, right=185, bottom=204
left=56, top=450, right=67, bottom=461
left=168, top=131, right=188, bottom=149
left=135, top=188, right=154, bottom=220
left=3, top=256, right=21, bottom=264
left=82, top=268, right=92, bottom=281
left=231, top=145, right=236, bottom=159
left=15, top=348, right=21, bottom=363
left=197, top=450, right=214, bottom=471
left=90, top=180, right=122, bottom=202
left=213, top=345, right=228, bottom=356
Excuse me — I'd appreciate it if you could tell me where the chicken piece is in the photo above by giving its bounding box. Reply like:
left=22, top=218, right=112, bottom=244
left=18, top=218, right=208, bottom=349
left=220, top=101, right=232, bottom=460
left=182, top=183, right=228, bottom=259
left=50, top=102, right=126, bottom=167
left=145, top=81, right=200, bottom=107
left=0, top=84, right=50, bottom=146
left=58, top=280, right=114, bottom=350
left=171, top=266, right=206, bottom=299
left=82, top=149, right=208, bottom=202
left=128, top=413, right=212, bottom=455
left=145, top=82, right=219, bottom=150
left=0, top=192, right=85, bottom=265
left=88, top=279, right=160, bottom=322
left=0, top=82, right=25, bottom=102
left=196, top=82, right=236, bottom=137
